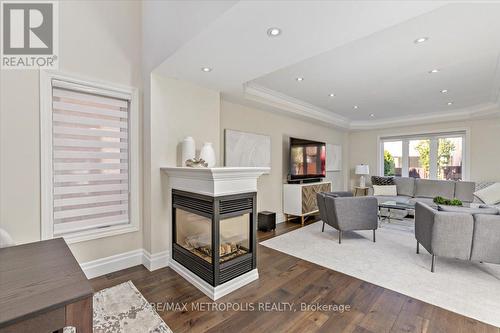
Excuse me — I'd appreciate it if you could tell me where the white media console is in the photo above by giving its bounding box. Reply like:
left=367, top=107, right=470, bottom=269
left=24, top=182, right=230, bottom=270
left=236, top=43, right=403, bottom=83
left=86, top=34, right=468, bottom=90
left=283, top=181, right=332, bottom=225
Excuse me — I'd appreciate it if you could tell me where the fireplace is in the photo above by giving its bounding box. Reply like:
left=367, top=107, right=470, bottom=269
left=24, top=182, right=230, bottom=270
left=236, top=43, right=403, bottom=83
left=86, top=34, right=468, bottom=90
left=172, top=189, right=256, bottom=286
left=162, top=166, right=268, bottom=299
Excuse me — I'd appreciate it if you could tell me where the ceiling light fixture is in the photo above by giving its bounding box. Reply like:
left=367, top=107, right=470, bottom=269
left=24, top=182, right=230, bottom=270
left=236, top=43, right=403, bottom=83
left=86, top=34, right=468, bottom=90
left=201, top=67, right=212, bottom=72
left=441, top=89, right=448, bottom=93
left=447, top=101, right=453, bottom=106
left=429, top=69, right=440, bottom=74
left=353, top=105, right=359, bottom=109
left=414, top=37, right=429, bottom=44
left=329, top=93, right=335, bottom=97
left=296, top=77, right=304, bottom=82
left=267, top=27, right=282, bottom=37
left=370, top=113, right=375, bottom=118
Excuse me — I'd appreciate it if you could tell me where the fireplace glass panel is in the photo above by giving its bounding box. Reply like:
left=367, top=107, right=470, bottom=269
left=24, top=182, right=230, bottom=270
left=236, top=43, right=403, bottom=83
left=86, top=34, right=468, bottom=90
left=219, top=213, right=250, bottom=263
left=176, top=209, right=212, bottom=263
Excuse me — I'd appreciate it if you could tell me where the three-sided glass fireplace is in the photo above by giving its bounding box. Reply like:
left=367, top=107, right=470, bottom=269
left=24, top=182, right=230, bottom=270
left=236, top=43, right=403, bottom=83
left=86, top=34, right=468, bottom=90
left=172, top=189, right=256, bottom=286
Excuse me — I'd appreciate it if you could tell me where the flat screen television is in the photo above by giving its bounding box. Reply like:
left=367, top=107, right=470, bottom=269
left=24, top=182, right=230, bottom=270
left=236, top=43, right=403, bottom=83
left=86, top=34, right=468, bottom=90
left=288, top=137, right=326, bottom=181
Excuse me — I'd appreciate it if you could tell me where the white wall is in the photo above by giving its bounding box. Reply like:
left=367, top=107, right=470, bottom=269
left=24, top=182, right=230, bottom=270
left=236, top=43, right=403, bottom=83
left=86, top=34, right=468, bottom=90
left=0, top=1, right=143, bottom=263
left=2, top=0, right=498, bottom=272
left=146, top=74, right=220, bottom=254
left=141, top=1, right=234, bottom=255
left=348, top=115, right=500, bottom=186
left=220, top=100, right=349, bottom=221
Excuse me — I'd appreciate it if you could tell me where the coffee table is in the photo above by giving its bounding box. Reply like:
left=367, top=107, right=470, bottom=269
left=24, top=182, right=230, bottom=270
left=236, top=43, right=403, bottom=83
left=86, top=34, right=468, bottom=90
left=378, top=201, right=415, bottom=224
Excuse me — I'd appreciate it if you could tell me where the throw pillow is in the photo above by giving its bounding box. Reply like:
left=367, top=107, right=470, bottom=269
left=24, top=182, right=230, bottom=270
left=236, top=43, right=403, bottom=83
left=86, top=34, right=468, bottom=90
left=371, top=176, right=395, bottom=186
left=437, top=205, right=499, bottom=215
left=373, top=185, right=397, bottom=196
left=473, top=183, right=500, bottom=205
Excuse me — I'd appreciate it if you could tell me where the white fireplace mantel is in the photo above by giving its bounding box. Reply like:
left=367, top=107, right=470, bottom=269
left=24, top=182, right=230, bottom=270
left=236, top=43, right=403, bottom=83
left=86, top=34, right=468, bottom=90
left=160, top=166, right=269, bottom=300
left=160, top=167, right=270, bottom=197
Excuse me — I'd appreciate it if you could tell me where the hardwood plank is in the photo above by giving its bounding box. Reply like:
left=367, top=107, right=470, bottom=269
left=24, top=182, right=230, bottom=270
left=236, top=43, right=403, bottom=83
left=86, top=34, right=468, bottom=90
left=390, top=311, right=427, bottom=333
left=90, top=220, right=500, bottom=333
left=317, top=308, right=366, bottom=333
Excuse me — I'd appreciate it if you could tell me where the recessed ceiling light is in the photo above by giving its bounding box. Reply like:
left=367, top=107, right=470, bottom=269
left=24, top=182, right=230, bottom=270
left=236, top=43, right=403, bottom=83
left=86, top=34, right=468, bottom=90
left=353, top=105, right=359, bottom=109
left=329, top=93, right=335, bottom=97
left=370, top=113, right=375, bottom=117
left=441, top=89, right=448, bottom=93
left=414, top=37, right=429, bottom=44
left=296, top=77, right=304, bottom=82
left=267, top=27, right=282, bottom=37
left=429, top=69, right=440, bottom=74
left=201, top=67, right=212, bottom=72
left=447, top=101, right=453, bottom=106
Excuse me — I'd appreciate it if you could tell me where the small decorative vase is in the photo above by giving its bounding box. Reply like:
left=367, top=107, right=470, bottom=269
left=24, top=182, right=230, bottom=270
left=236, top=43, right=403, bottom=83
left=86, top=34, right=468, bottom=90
left=181, top=136, right=195, bottom=167
left=199, top=142, right=216, bottom=167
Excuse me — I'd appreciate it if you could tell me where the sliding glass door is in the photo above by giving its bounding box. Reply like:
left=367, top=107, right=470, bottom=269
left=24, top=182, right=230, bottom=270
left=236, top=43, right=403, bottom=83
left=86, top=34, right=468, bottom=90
left=408, top=139, right=430, bottom=179
left=380, top=131, right=465, bottom=180
left=382, top=141, right=402, bottom=177
left=437, top=136, right=463, bottom=180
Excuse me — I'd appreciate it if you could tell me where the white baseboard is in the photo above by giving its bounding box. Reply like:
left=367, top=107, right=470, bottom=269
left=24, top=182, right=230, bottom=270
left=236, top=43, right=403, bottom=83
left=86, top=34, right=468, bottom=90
left=80, top=248, right=170, bottom=279
left=213, top=268, right=259, bottom=300
left=168, top=259, right=258, bottom=300
left=142, top=249, right=170, bottom=271
left=81, top=249, right=258, bottom=299
left=80, top=249, right=143, bottom=279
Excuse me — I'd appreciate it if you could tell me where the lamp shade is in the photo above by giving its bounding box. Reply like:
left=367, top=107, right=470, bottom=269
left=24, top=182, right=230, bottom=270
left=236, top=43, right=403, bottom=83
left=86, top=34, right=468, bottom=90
left=355, top=164, right=370, bottom=175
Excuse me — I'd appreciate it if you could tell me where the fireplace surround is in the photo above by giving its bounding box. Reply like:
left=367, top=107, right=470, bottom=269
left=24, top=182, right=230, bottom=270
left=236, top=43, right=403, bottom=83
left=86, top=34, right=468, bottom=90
left=161, top=167, right=269, bottom=300
left=172, top=189, right=256, bottom=286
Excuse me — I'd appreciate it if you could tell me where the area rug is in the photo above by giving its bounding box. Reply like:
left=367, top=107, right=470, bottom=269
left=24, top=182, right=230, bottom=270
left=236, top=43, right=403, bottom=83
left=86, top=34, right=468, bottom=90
left=260, top=221, right=500, bottom=327
left=93, top=281, right=172, bottom=333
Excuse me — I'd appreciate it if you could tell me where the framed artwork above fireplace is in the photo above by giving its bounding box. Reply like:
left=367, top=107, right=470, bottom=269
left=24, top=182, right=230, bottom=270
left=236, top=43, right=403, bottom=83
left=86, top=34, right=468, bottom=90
left=224, top=129, right=271, bottom=172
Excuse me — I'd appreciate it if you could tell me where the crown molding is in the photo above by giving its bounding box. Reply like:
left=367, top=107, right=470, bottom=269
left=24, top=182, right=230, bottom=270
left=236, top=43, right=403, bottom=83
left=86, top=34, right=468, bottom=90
left=350, top=103, right=500, bottom=130
left=244, top=83, right=500, bottom=131
left=244, top=83, right=351, bottom=129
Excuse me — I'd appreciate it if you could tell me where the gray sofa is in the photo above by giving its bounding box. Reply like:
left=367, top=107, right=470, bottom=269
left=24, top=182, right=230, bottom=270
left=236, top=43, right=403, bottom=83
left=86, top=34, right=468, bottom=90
left=371, top=177, right=476, bottom=208
left=317, top=192, right=378, bottom=244
left=415, top=202, right=500, bottom=272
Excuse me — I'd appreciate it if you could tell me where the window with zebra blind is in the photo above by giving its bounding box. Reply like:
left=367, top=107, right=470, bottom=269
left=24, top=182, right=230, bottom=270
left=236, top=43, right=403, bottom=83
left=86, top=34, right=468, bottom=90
left=41, top=72, right=139, bottom=242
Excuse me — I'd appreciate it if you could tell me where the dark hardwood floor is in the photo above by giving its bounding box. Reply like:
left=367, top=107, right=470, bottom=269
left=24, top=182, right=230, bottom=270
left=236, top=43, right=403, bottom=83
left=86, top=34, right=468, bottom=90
left=91, top=217, right=499, bottom=333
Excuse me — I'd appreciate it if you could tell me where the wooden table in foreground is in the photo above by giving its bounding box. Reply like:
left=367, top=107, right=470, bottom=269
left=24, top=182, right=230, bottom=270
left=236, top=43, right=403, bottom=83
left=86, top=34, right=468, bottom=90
left=0, top=238, right=93, bottom=333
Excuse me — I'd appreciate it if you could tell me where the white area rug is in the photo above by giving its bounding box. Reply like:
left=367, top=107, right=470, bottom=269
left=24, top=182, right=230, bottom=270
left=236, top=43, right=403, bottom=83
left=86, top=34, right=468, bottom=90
left=261, top=221, right=500, bottom=327
left=93, top=281, right=172, bottom=333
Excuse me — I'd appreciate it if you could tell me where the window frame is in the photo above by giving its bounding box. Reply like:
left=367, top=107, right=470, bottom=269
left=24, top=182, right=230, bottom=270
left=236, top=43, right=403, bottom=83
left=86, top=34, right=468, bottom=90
left=40, top=70, right=140, bottom=244
left=377, top=129, right=470, bottom=181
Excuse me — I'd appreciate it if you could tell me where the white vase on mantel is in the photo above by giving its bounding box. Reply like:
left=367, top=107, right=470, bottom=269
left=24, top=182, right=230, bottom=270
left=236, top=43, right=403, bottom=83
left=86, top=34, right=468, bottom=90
left=200, top=142, right=216, bottom=167
left=181, top=136, right=195, bottom=167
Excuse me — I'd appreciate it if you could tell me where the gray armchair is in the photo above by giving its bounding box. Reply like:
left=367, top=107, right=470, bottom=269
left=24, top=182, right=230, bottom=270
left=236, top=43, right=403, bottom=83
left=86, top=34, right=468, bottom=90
left=317, top=192, right=378, bottom=244
left=415, top=202, right=474, bottom=272
left=470, top=214, right=500, bottom=264
left=415, top=202, right=500, bottom=272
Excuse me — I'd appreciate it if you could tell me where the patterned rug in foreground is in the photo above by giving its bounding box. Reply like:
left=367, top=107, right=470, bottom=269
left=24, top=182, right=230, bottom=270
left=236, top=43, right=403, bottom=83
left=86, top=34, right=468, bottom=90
left=93, top=281, right=172, bottom=333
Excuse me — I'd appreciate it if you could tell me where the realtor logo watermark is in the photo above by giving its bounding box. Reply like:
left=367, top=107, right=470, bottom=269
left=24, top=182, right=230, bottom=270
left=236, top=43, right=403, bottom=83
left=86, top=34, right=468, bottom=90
left=1, top=1, right=58, bottom=69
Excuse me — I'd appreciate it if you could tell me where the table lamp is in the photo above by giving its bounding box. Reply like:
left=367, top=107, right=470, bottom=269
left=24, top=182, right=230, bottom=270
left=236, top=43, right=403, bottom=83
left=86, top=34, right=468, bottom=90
left=355, top=164, right=370, bottom=188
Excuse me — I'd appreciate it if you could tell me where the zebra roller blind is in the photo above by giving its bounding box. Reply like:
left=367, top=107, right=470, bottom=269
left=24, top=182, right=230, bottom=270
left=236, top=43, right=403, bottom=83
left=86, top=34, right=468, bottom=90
left=51, top=84, right=130, bottom=236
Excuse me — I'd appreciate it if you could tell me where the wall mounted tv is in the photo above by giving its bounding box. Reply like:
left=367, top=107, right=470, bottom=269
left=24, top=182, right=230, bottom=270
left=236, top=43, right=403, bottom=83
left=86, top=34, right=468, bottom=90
left=288, top=137, right=326, bottom=182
